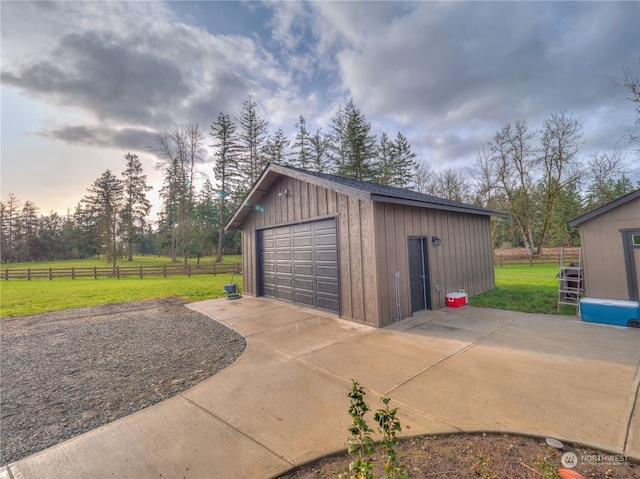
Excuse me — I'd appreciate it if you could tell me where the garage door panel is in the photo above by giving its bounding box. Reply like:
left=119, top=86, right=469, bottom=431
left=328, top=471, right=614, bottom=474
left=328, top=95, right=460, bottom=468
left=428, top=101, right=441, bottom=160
left=262, top=261, right=275, bottom=273
left=295, top=293, right=315, bottom=306
left=315, top=234, right=337, bottom=246
left=276, top=237, right=292, bottom=248
left=294, top=264, right=313, bottom=276
left=260, top=218, right=339, bottom=314
left=316, top=265, right=338, bottom=278
left=293, top=222, right=312, bottom=233
left=318, top=297, right=339, bottom=312
left=317, top=280, right=339, bottom=295
left=276, top=274, right=293, bottom=286
left=295, top=279, right=314, bottom=292
left=315, top=250, right=337, bottom=262
left=294, top=236, right=312, bottom=247
left=276, top=251, right=292, bottom=261
left=293, top=250, right=313, bottom=261
left=276, top=262, right=292, bottom=274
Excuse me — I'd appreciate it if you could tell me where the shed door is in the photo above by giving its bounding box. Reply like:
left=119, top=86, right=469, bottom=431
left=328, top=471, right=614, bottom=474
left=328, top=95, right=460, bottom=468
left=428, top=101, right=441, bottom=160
left=622, top=229, right=640, bottom=301
left=260, top=218, right=339, bottom=313
left=408, top=237, right=431, bottom=314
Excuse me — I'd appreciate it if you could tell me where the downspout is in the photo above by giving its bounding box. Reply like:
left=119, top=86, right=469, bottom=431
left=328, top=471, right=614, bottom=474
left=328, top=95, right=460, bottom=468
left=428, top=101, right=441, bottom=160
left=395, top=271, right=401, bottom=322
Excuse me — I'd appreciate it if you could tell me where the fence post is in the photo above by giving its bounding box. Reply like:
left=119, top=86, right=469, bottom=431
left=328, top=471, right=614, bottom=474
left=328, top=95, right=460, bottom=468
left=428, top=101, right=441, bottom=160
left=72, top=267, right=75, bottom=280
left=529, top=256, right=533, bottom=267
left=116, top=266, right=120, bottom=279
left=49, top=268, right=53, bottom=280
left=94, top=266, right=97, bottom=280
left=139, top=266, right=143, bottom=279
left=213, top=264, right=216, bottom=276
left=4, top=269, right=8, bottom=280
left=163, top=265, right=167, bottom=278
left=187, top=264, right=191, bottom=277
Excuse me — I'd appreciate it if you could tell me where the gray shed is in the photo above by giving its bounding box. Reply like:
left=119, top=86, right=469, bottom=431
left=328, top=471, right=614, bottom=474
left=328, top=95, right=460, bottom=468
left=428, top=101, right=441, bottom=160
left=569, top=189, right=640, bottom=301
left=227, top=164, right=505, bottom=328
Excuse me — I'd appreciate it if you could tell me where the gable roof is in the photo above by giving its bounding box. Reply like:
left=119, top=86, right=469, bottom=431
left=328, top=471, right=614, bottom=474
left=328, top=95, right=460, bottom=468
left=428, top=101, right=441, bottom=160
left=226, top=163, right=505, bottom=230
left=568, top=188, right=640, bottom=227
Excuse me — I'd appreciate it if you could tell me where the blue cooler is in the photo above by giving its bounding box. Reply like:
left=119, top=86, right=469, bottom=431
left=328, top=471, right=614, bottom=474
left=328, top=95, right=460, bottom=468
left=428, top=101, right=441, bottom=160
left=579, top=298, right=640, bottom=328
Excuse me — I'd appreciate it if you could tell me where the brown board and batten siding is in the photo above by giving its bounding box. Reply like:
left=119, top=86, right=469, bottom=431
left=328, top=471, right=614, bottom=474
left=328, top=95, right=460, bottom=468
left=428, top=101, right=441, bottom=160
left=229, top=163, right=504, bottom=329
left=239, top=175, right=380, bottom=326
left=569, top=191, right=640, bottom=301
left=373, top=202, right=494, bottom=326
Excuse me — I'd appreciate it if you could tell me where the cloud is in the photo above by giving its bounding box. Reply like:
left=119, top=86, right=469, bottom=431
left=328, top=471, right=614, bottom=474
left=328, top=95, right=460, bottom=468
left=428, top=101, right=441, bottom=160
left=40, top=125, right=158, bottom=152
left=1, top=1, right=290, bottom=137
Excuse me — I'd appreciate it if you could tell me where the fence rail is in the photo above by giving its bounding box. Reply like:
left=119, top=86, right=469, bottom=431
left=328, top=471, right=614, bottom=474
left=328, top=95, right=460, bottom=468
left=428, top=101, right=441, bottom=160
left=3, top=263, right=242, bottom=280
left=494, top=253, right=579, bottom=267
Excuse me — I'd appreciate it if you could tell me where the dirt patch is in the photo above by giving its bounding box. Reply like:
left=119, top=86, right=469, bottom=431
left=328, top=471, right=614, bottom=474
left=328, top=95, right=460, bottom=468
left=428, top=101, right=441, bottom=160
left=0, top=298, right=245, bottom=465
left=278, top=432, right=638, bottom=478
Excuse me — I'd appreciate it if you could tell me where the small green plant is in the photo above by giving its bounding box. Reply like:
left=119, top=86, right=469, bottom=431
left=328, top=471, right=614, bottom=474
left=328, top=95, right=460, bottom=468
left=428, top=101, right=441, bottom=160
left=474, top=452, right=497, bottom=479
left=374, top=397, right=409, bottom=479
left=537, top=456, right=561, bottom=479
left=341, top=379, right=376, bottom=479
left=341, top=380, right=410, bottom=479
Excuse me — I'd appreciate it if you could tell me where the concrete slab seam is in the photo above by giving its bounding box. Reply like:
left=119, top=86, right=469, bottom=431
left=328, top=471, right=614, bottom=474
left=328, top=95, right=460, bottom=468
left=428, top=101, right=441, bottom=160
left=384, top=313, right=525, bottom=396
left=294, top=357, right=462, bottom=433
left=177, top=393, right=294, bottom=468
left=623, top=360, right=640, bottom=454
left=3, top=465, right=15, bottom=479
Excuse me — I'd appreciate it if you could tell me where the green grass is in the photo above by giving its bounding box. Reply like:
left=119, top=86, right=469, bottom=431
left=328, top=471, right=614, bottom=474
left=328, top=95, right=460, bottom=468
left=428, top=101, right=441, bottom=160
left=469, top=264, right=577, bottom=315
left=1, top=261, right=573, bottom=318
left=0, top=255, right=242, bottom=270
left=0, top=272, right=243, bottom=318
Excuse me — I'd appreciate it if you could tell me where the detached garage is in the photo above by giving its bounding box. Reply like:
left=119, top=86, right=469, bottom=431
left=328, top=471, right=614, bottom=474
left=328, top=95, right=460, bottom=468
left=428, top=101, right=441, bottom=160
left=226, top=164, right=504, bottom=328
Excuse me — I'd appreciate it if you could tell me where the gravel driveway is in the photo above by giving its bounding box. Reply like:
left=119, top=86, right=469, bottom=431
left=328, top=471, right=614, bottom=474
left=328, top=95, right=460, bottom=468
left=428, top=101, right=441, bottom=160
left=0, top=298, right=246, bottom=465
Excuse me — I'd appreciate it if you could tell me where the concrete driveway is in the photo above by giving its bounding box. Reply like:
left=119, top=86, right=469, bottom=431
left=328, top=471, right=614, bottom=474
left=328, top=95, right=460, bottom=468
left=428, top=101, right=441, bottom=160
left=3, top=298, right=639, bottom=479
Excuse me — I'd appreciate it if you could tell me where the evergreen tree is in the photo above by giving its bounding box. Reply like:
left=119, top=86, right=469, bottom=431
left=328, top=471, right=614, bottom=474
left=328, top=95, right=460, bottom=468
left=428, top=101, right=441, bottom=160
left=375, top=132, right=395, bottom=186
left=262, top=128, right=290, bottom=165
left=84, top=170, right=124, bottom=267
left=329, top=99, right=377, bottom=181
left=237, top=96, right=269, bottom=191
left=0, top=194, right=21, bottom=262
left=191, top=178, right=217, bottom=262
left=309, top=129, right=330, bottom=173
left=120, top=153, right=152, bottom=261
left=390, top=132, right=417, bottom=188
left=211, top=112, right=240, bottom=261
left=20, top=200, right=39, bottom=260
left=292, top=115, right=312, bottom=169
left=73, top=200, right=100, bottom=258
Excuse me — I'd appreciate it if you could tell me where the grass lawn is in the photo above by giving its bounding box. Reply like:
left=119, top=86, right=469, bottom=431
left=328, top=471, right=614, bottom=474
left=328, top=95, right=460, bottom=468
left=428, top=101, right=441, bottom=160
left=0, top=272, right=243, bottom=318
left=1, top=261, right=573, bottom=318
left=469, top=264, right=577, bottom=315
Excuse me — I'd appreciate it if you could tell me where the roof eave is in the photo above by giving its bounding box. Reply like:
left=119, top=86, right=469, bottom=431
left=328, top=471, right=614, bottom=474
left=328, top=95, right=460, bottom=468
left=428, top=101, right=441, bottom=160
left=568, top=188, right=640, bottom=227
left=225, top=163, right=372, bottom=231
left=370, top=194, right=508, bottom=217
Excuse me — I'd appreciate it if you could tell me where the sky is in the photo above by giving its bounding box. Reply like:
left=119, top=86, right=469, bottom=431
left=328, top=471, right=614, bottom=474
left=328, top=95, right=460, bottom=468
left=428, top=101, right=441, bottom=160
left=1, top=1, right=639, bottom=221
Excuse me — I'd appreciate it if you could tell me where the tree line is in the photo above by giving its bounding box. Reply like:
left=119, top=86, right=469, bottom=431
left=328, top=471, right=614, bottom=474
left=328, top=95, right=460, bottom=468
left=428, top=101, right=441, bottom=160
left=2, top=75, right=638, bottom=263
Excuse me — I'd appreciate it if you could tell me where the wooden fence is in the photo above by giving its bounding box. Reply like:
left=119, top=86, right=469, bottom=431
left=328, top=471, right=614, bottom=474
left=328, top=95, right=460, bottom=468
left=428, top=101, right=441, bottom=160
left=494, top=253, right=579, bottom=267
left=3, top=263, right=242, bottom=280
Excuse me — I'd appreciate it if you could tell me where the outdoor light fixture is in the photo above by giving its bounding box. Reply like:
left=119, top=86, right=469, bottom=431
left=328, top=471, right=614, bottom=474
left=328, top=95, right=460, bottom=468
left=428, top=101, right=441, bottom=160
left=432, top=236, right=441, bottom=246
left=279, top=188, right=289, bottom=198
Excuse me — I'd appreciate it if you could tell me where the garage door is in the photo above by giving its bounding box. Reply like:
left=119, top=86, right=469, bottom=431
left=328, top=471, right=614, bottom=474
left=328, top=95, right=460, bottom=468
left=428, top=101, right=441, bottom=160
left=260, top=218, right=339, bottom=313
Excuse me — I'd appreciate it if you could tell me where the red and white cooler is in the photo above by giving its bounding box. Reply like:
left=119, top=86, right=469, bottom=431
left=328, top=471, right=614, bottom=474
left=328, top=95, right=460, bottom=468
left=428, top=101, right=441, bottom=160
left=446, top=292, right=468, bottom=308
